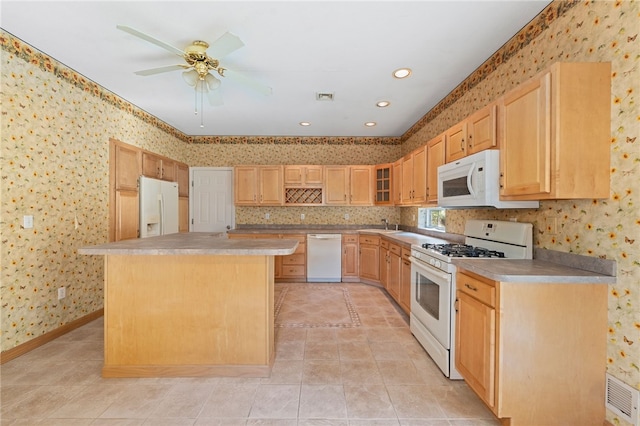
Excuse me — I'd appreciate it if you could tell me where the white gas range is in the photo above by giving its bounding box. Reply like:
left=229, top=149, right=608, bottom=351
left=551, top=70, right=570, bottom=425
left=409, top=219, right=533, bottom=379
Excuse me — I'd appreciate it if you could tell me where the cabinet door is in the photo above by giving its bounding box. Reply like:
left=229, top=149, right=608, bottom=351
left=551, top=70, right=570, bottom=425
left=399, top=249, right=411, bottom=314
left=359, top=244, right=379, bottom=281
left=177, top=163, right=189, bottom=197
left=161, top=158, right=177, bottom=182
left=411, top=147, right=427, bottom=204
left=304, top=166, right=324, bottom=185
left=259, top=166, right=283, bottom=205
left=392, top=159, right=403, bottom=205
left=115, top=190, right=139, bottom=241
left=455, top=290, right=496, bottom=408
left=401, top=154, right=413, bottom=204
left=374, top=164, right=392, bottom=205
left=387, top=250, right=401, bottom=301
left=445, top=121, right=468, bottom=163
left=283, top=166, right=304, bottom=185
left=342, top=238, right=359, bottom=280
left=426, top=133, right=445, bottom=203
left=114, top=143, right=141, bottom=191
left=142, top=152, right=162, bottom=179
left=178, top=197, right=189, bottom=232
left=467, top=103, right=497, bottom=155
left=325, top=166, right=349, bottom=205
left=235, top=167, right=259, bottom=205
left=379, top=244, right=389, bottom=290
left=350, top=166, right=373, bottom=205
left=500, top=71, right=551, bottom=197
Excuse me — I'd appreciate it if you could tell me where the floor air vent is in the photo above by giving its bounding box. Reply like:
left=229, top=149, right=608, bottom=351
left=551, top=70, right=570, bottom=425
left=606, top=373, right=639, bottom=425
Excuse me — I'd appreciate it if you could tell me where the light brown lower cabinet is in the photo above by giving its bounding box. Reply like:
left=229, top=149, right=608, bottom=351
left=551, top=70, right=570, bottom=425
left=341, top=234, right=359, bottom=282
left=398, top=248, right=411, bottom=314
left=228, top=233, right=306, bottom=282
left=455, top=269, right=607, bottom=425
left=358, top=234, right=380, bottom=283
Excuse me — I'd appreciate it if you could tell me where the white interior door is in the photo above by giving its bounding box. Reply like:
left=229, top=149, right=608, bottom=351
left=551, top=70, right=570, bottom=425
left=190, top=167, right=235, bottom=233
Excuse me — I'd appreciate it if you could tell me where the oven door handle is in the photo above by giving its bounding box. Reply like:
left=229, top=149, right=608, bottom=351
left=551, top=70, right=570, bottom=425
left=409, top=256, right=451, bottom=282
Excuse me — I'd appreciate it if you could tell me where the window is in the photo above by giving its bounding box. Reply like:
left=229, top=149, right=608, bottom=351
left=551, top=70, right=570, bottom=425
left=418, top=208, right=446, bottom=231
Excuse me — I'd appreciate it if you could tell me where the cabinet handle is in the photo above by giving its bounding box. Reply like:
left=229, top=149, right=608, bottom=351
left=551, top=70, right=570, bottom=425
left=460, top=139, right=464, bottom=151
left=454, top=298, right=459, bottom=312
left=464, top=283, right=478, bottom=291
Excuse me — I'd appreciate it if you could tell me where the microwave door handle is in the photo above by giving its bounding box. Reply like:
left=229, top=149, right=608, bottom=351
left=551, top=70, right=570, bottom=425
left=467, top=162, right=476, bottom=197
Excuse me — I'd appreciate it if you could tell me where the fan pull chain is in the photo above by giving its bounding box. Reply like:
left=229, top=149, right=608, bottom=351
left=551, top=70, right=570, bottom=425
left=194, top=86, right=198, bottom=116
left=200, top=80, right=205, bottom=128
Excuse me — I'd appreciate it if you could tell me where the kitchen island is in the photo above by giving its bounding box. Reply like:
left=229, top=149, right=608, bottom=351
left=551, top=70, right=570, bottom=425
left=79, top=232, right=298, bottom=378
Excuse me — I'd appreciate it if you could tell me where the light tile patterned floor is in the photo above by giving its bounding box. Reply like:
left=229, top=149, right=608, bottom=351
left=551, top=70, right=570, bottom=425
left=0, top=282, right=499, bottom=425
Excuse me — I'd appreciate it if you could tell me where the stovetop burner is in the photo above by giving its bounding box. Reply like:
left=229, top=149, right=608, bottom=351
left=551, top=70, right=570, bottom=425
left=421, top=243, right=505, bottom=258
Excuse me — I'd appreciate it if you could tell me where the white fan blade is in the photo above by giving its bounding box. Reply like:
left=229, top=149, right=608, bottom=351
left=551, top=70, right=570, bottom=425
left=220, top=68, right=272, bottom=96
left=208, top=32, right=244, bottom=59
left=134, top=64, right=187, bottom=76
left=207, top=89, right=224, bottom=106
left=117, top=25, right=185, bottom=57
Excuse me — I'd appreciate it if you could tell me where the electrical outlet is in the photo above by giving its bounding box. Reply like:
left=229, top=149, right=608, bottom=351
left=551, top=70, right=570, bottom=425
left=57, top=287, right=66, bottom=300
left=300, top=213, right=305, bottom=220
left=23, top=215, right=34, bottom=229
left=265, top=213, right=270, bottom=220
left=344, top=214, right=349, bottom=220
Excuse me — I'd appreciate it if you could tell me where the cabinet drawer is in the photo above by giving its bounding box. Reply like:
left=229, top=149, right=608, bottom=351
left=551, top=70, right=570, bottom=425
left=282, top=234, right=306, bottom=243
left=282, top=253, right=305, bottom=265
left=343, top=234, right=358, bottom=244
left=457, top=272, right=496, bottom=307
left=389, top=243, right=401, bottom=256
left=359, top=235, right=380, bottom=245
left=281, top=265, right=305, bottom=277
left=380, top=239, right=390, bottom=249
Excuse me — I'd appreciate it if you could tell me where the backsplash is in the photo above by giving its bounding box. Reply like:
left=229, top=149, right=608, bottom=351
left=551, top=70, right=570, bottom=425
left=1, top=3, right=638, bottom=425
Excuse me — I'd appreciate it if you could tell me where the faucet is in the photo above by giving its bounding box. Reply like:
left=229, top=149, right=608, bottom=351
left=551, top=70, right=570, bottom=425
left=381, top=218, right=389, bottom=230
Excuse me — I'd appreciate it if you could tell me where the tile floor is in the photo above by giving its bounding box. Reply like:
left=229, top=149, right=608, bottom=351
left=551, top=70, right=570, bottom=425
left=0, top=282, right=499, bottom=425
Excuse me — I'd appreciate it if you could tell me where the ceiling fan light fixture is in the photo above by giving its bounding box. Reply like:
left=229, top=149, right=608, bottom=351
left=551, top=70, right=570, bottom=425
left=205, top=73, right=221, bottom=91
left=393, top=68, right=412, bottom=79
left=182, top=69, right=199, bottom=86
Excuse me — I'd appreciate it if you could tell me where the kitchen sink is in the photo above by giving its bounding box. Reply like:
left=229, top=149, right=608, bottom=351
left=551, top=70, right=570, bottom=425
left=358, top=229, right=400, bottom=234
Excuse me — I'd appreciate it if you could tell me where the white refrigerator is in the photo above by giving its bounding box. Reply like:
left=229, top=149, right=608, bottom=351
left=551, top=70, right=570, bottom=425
left=139, top=176, right=179, bottom=238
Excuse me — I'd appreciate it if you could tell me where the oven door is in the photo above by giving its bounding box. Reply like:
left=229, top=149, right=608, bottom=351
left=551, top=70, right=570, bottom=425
left=409, top=256, right=452, bottom=349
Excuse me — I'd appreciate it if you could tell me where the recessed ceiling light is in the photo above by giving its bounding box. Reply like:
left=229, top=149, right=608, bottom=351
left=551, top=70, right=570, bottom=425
left=299, top=122, right=311, bottom=126
left=393, top=68, right=412, bottom=79
left=376, top=101, right=391, bottom=108
left=364, top=122, right=377, bottom=127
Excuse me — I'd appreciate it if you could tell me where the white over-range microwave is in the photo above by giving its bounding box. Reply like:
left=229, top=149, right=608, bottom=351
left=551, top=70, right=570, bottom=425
left=437, top=150, right=539, bottom=209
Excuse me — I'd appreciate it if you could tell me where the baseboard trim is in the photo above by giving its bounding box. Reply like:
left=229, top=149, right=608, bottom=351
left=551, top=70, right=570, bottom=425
left=0, top=309, right=103, bottom=364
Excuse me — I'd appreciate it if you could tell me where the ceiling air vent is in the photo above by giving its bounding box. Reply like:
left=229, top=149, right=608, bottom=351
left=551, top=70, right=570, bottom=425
left=606, top=373, right=639, bottom=425
left=316, top=92, right=334, bottom=101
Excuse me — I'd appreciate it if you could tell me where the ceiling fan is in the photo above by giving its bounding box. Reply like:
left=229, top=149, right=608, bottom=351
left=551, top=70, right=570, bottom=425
left=117, top=25, right=272, bottom=109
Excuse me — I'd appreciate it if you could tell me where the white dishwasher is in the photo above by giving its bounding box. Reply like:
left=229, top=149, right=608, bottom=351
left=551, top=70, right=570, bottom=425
left=306, top=234, right=342, bottom=282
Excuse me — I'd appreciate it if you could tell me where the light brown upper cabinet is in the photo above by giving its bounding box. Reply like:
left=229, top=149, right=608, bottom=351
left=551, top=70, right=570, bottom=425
left=467, top=103, right=498, bottom=155
left=142, top=151, right=176, bottom=181
left=283, top=165, right=323, bottom=187
left=374, top=163, right=393, bottom=205
left=392, top=159, right=403, bottom=205
left=325, top=166, right=373, bottom=206
left=401, top=146, right=427, bottom=205
left=234, top=165, right=283, bottom=205
left=176, top=163, right=189, bottom=198
left=426, top=132, right=446, bottom=204
left=499, top=62, right=611, bottom=200
left=445, top=121, right=468, bottom=163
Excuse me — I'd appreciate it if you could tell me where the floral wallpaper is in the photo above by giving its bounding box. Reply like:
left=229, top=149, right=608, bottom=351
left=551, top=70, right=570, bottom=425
left=1, top=1, right=638, bottom=424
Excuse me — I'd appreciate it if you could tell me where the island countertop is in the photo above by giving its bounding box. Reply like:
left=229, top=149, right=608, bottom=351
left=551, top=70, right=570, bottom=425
left=78, top=232, right=298, bottom=256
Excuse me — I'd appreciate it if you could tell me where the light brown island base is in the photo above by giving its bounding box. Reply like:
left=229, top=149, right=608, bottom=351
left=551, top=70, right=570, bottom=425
left=79, top=233, right=298, bottom=378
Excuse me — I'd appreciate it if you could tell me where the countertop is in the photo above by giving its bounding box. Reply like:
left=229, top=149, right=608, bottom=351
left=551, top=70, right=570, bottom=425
left=78, top=232, right=298, bottom=256
left=453, top=258, right=616, bottom=284
left=229, top=227, right=455, bottom=248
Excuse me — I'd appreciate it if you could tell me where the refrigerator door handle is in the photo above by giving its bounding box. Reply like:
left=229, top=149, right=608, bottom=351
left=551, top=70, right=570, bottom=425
left=158, top=193, right=164, bottom=235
